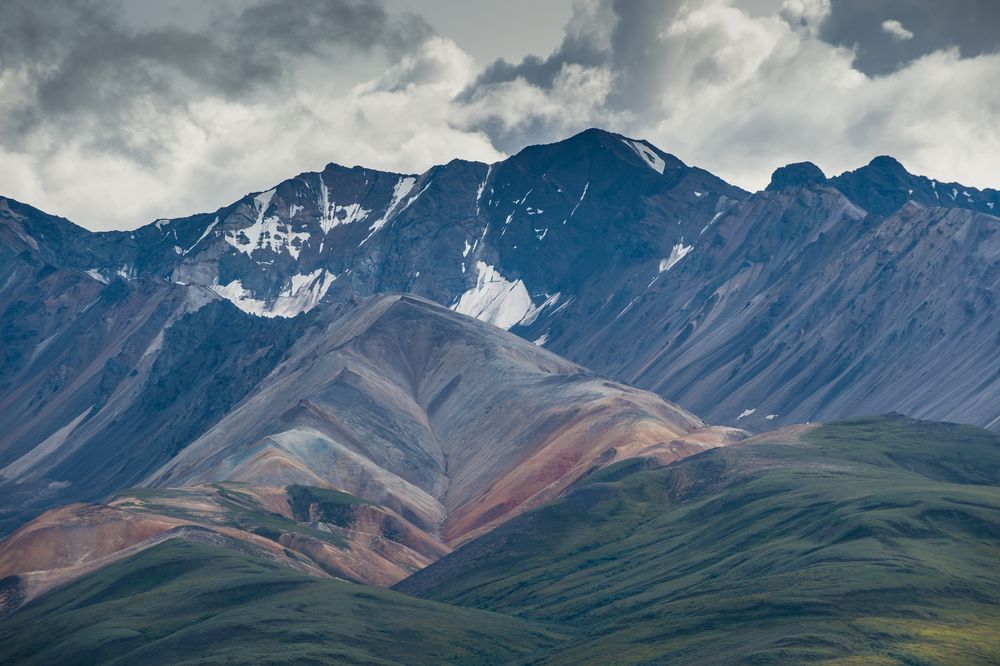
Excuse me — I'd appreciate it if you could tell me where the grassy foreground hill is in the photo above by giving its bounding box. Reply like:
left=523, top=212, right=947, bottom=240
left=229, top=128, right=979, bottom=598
left=1, top=415, right=997, bottom=664
left=398, top=415, right=1000, bottom=664
left=0, top=538, right=562, bottom=665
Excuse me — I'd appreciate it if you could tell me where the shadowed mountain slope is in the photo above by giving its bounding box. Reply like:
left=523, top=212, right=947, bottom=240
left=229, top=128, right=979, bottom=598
left=541, top=187, right=1000, bottom=432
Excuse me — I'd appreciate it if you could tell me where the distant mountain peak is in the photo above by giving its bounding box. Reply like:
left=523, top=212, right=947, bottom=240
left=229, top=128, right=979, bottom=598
left=865, top=155, right=909, bottom=174
left=510, top=128, right=689, bottom=177
left=829, top=154, right=999, bottom=216
left=766, top=162, right=826, bottom=191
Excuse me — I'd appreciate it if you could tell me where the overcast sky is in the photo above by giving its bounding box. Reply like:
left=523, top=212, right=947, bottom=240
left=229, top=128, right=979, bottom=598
left=2, top=0, right=998, bottom=230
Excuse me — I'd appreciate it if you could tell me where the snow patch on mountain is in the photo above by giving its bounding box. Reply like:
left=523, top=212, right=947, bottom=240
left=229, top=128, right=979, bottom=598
left=700, top=211, right=724, bottom=235
left=362, top=176, right=417, bottom=244
left=211, top=269, right=335, bottom=318
left=319, top=179, right=370, bottom=233
left=520, top=292, right=561, bottom=327
left=475, top=165, right=492, bottom=215
left=622, top=139, right=665, bottom=174
left=659, top=243, right=693, bottom=273
left=226, top=189, right=310, bottom=259
left=452, top=261, right=534, bottom=330
left=185, top=217, right=218, bottom=254
left=564, top=182, right=588, bottom=224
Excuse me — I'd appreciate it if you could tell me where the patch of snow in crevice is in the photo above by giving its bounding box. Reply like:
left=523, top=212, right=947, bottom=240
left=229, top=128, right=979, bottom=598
left=225, top=189, right=310, bottom=260
left=463, top=239, right=473, bottom=257
left=520, top=292, right=561, bottom=327
left=622, top=139, right=665, bottom=174
left=693, top=191, right=705, bottom=198
left=185, top=217, right=218, bottom=254
left=564, top=182, right=588, bottom=224
left=398, top=181, right=430, bottom=216
left=615, top=297, right=640, bottom=320
left=451, top=261, right=534, bottom=330
left=765, top=414, right=778, bottom=420
left=659, top=243, right=693, bottom=273
left=700, top=211, right=724, bottom=235
left=289, top=204, right=303, bottom=217
left=211, top=269, right=336, bottom=318
left=550, top=295, right=575, bottom=315
left=318, top=178, right=370, bottom=234
left=255, top=189, right=276, bottom=213
left=154, top=218, right=169, bottom=230
left=361, top=176, right=417, bottom=245
left=736, top=408, right=756, bottom=420
left=475, top=165, right=492, bottom=215
left=85, top=269, right=108, bottom=284
left=533, top=333, right=549, bottom=346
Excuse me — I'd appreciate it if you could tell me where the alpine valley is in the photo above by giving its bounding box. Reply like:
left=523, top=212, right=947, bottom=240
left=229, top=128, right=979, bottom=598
left=1, top=130, right=998, bottom=664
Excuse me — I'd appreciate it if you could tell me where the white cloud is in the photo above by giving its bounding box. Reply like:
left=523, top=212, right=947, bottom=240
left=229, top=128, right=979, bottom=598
left=461, top=0, right=1000, bottom=192
left=881, top=19, right=914, bottom=41
left=0, top=30, right=502, bottom=229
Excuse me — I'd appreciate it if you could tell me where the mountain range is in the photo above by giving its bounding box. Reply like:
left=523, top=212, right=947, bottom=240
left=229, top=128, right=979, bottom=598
left=0, top=129, right=998, bottom=663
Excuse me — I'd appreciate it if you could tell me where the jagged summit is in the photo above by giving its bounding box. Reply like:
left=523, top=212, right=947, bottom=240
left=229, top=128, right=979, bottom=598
left=865, top=154, right=909, bottom=174
left=830, top=154, right=1000, bottom=216
left=766, top=161, right=826, bottom=191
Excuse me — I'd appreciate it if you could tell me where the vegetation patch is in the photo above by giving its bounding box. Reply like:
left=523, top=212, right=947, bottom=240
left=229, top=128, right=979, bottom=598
left=287, top=484, right=373, bottom=528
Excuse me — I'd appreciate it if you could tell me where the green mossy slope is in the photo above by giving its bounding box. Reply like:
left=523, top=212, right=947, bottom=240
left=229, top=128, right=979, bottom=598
left=0, top=539, right=562, bottom=665
left=398, top=416, right=1000, bottom=664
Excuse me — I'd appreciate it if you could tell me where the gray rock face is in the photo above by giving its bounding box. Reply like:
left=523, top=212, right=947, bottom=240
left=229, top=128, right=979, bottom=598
left=537, top=190, right=1000, bottom=432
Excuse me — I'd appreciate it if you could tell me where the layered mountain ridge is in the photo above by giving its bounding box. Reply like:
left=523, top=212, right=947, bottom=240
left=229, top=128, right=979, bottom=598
left=1, top=127, right=997, bottom=537
left=0, top=292, right=740, bottom=613
left=0, top=128, right=998, bottom=662
left=3, top=129, right=996, bottom=439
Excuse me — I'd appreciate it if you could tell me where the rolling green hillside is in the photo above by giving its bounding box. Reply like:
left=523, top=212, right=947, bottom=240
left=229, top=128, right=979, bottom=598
left=0, top=538, right=562, bottom=665
left=398, top=416, right=1000, bottom=664
left=2, top=416, right=997, bottom=664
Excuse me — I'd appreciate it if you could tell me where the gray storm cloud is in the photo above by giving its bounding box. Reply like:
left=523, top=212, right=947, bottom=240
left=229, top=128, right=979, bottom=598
left=0, top=0, right=431, bottom=161
left=821, top=0, right=1000, bottom=75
